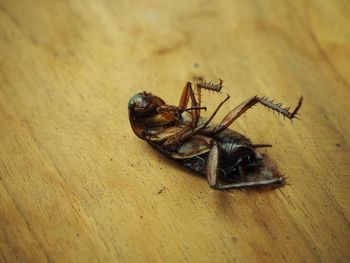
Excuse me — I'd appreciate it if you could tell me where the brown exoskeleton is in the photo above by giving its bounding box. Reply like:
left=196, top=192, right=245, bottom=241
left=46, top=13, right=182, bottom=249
left=128, top=79, right=302, bottom=190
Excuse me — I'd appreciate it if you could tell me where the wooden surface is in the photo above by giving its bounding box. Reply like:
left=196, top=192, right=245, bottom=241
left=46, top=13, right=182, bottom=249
left=0, top=0, right=349, bottom=262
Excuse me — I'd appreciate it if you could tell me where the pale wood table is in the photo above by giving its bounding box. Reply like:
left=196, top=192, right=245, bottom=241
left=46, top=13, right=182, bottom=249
left=0, top=0, right=349, bottom=262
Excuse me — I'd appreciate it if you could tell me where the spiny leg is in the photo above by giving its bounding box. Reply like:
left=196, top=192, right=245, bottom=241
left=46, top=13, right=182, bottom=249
left=205, top=95, right=303, bottom=135
left=177, top=81, right=203, bottom=127
left=192, top=79, right=224, bottom=126
left=193, top=78, right=223, bottom=120
left=178, top=79, right=224, bottom=127
left=178, top=82, right=191, bottom=110
left=179, top=79, right=223, bottom=124
left=162, top=81, right=228, bottom=148
left=156, top=82, right=202, bottom=124
left=197, top=79, right=224, bottom=92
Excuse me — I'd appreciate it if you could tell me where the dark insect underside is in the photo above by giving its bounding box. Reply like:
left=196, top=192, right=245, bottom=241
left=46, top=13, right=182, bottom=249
left=148, top=128, right=284, bottom=189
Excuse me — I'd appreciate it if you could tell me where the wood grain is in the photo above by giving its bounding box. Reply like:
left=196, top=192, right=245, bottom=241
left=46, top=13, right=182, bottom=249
left=0, top=0, right=349, bottom=262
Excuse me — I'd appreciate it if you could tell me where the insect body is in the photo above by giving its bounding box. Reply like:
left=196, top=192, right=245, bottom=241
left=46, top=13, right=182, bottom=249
left=128, top=80, right=302, bottom=190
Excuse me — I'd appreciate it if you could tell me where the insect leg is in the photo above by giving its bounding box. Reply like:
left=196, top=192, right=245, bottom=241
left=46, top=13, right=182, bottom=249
left=197, top=79, right=224, bottom=93
left=205, top=96, right=303, bottom=134
left=206, top=140, right=220, bottom=188
left=178, top=81, right=191, bottom=111
left=195, top=94, right=230, bottom=131
left=214, top=177, right=285, bottom=190
left=178, top=79, right=224, bottom=127
left=157, top=82, right=204, bottom=123
left=194, top=79, right=224, bottom=124
left=163, top=95, right=230, bottom=147
left=178, top=81, right=202, bottom=127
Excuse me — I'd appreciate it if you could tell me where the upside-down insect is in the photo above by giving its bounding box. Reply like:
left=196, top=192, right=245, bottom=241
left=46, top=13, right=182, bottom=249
left=128, top=79, right=302, bottom=190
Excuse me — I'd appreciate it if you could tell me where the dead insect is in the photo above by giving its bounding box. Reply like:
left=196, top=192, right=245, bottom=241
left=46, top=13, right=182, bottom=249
left=128, top=79, right=302, bottom=190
